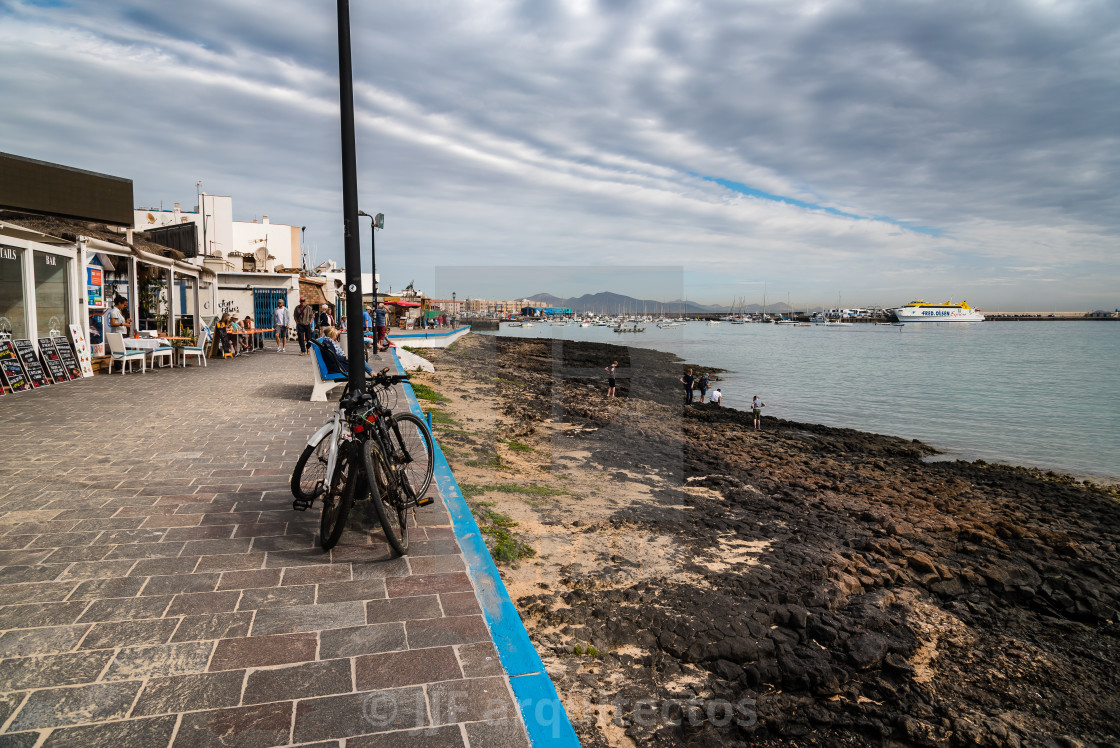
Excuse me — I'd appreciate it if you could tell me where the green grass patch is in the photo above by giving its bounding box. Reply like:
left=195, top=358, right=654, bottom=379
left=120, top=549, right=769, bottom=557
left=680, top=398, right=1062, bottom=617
left=466, top=454, right=505, bottom=469
left=459, top=483, right=486, bottom=500
left=489, top=484, right=565, bottom=496
left=411, top=383, right=450, bottom=403
left=470, top=503, right=536, bottom=564
left=423, top=408, right=458, bottom=426
left=492, top=377, right=525, bottom=387
left=506, top=441, right=532, bottom=453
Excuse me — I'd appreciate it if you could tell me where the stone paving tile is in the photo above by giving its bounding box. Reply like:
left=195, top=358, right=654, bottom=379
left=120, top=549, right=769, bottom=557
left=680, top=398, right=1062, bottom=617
left=242, top=659, right=353, bottom=704
left=174, top=701, right=293, bottom=748
left=293, top=688, right=428, bottom=743
left=0, top=624, right=89, bottom=657
left=0, top=649, right=115, bottom=691
left=37, top=714, right=178, bottom=748
left=0, top=354, right=533, bottom=746
left=79, top=618, right=180, bottom=650
left=8, top=681, right=141, bottom=730
left=250, top=601, right=366, bottom=636
left=347, top=726, right=465, bottom=748
left=132, top=670, right=246, bottom=716
left=102, top=640, right=214, bottom=681
left=355, top=646, right=462, bottom=690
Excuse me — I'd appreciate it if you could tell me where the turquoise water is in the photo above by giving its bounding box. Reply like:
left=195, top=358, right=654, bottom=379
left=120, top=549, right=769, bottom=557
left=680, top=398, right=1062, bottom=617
left=487, top=321, right=1120, bottom=481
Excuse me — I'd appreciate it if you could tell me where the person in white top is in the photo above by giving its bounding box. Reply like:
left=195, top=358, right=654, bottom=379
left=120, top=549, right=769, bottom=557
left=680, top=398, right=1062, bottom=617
left=710, top=388, right=722, bottom=406
left=108, top=296, right=131, bottom=336
left=273, top=299, right=291, bottom=352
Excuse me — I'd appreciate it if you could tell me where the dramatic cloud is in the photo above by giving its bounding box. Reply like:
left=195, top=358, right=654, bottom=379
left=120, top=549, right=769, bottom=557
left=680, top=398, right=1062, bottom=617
left=1, top=0, right=1116, bottom=309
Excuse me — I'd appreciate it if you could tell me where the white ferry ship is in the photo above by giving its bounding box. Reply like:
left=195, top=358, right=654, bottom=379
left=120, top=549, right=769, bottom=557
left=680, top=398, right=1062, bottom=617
left=893, top=299, right=984, bottom=323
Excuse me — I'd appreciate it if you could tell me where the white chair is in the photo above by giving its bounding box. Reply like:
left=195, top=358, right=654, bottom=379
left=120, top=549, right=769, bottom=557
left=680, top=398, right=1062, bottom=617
left=106, top=333, right=146, bottom=375
left=148, top=342, right=175, bottom=369
left=180, top=327, right=209, bottom=367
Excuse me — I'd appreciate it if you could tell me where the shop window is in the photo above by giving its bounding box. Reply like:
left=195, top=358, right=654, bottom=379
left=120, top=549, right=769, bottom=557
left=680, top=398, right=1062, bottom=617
left=137, top=262, right=170, bottom=334
left=0, top=245, right=27, bottom=339
left=34, top=251, right=70, bottom=336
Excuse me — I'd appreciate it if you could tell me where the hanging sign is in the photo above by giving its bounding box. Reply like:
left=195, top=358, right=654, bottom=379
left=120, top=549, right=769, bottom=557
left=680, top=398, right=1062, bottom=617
left=53, top=336, right=83, bottom=380
left=0, top=340, right=31, bottom=392
left=12, top=339, right=48, bottom=388
left=37, top=338, right=71, bottom=383
left=68, top=323, right=95, bottom=377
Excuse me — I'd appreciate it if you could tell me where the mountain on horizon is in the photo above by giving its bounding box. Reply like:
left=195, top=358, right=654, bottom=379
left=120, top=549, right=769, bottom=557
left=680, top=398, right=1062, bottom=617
left=525, top=291, right=794, bottom=314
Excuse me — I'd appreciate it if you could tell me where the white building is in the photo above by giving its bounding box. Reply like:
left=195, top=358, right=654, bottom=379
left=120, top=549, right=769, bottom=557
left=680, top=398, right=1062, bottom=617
left=134, top=196, right=304, bottom=336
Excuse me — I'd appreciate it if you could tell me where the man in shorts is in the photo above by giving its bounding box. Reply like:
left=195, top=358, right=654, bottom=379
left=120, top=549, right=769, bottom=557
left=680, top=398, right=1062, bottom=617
left=605, top=360, right=618, bottom=398
left=273, top=299, right=290, bottom=352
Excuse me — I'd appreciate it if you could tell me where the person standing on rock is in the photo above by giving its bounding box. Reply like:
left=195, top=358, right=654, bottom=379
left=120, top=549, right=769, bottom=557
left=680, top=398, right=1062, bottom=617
left=605, top=360, right=618, bottom=398
left=752, top=395, right=766, bottom=430
left=698, top=373, right=710, bottom=403
left=681, top=368, right=695, bottom=405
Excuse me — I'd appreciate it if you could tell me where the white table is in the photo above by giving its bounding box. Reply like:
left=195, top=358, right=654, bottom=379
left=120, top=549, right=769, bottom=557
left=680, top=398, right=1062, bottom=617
left=123, top=338, right=176, bottom=367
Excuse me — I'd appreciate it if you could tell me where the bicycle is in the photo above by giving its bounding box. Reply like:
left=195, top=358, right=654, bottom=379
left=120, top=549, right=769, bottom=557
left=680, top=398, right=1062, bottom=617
left=291, top=368, right=435, bottom=554
left=352, top=387, right=435, bottom=554
left=290, top=367, right=401, bottom=504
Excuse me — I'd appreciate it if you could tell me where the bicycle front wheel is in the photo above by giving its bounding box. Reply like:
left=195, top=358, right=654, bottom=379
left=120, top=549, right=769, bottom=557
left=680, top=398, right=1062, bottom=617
left=363, top=440, right=409, bottom=556
left=320, top=442, right=357, bottom=551
left=388, top=413, right=435, bottom=499
left=292, top=433, right=330, bottom=502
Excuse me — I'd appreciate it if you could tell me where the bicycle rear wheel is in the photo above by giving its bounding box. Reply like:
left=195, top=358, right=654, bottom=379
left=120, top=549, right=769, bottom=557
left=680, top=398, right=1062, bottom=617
left=388, top=413, right=435, bottom=499
left=320, top=442, right=357, bottom=550
left=363, top=439, right=409, bottom=556
left=292, top=433, right=330, bottom=502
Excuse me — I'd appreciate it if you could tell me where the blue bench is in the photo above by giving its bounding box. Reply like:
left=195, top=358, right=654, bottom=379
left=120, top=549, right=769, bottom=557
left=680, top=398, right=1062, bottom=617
left=309, top=340, right=346, bottom=401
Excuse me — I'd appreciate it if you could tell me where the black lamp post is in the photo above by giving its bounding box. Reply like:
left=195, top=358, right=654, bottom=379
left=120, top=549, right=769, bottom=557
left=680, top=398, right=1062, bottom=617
left=335, top=0, right=363, bottom=391
left=357, top=210, right=383, bottom=304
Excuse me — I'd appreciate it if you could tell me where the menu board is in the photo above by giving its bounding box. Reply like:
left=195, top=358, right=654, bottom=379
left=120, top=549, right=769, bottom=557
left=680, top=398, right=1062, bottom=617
left=0, top=341, right=31, bottom=393
left=12, top=339, right=49, bottom=388
left=37, top=338, right=72, bottom=383
left=69, top=323, right=95, bottom=377
left=53, top=337, right=83, bottom=380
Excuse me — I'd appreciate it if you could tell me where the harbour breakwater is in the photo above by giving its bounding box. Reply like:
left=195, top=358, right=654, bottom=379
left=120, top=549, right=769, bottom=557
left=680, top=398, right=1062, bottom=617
left=419, top=335, right=1119, bottom=747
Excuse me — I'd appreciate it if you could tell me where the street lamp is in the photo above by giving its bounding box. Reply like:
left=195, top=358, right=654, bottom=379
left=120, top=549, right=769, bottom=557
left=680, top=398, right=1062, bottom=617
left=357, top=210, right=384, bottom=302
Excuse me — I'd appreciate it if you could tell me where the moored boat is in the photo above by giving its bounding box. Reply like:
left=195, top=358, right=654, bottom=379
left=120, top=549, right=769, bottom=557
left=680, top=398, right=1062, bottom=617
left=893, top=299, right=984, bottom=323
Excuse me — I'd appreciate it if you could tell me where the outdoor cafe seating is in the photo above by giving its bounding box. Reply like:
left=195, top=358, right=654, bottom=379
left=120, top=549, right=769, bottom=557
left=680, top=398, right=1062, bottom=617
left=106, top=333, right=147, bottom=375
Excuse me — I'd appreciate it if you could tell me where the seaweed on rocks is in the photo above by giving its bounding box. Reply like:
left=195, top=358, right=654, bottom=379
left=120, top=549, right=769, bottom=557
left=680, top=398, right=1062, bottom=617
left=423, top=334, right=1120, bottom=747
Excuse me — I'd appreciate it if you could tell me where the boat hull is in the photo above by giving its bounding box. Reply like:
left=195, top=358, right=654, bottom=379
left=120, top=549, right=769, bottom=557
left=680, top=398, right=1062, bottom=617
left=894, top=310, right=984, bottom=322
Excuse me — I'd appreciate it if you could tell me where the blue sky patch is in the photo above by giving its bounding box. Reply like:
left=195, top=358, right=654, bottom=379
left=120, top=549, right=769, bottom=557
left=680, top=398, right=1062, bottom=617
left=700, top=175, right=941, bottom=237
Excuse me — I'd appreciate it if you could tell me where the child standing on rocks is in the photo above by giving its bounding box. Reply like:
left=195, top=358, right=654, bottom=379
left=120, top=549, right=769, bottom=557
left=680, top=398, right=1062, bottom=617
left=605, top=361, right=618, bottom=398
left=752, top=395, right=766, bottom=430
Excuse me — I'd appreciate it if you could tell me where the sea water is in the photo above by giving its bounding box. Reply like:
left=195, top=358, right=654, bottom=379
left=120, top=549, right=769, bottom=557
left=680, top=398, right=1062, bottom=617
left=487, top=321, right=1120, bottom=481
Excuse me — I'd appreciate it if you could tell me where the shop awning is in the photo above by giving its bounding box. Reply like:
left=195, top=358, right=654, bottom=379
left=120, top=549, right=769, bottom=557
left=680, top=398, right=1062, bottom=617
left=386, top=300, right=421, bottom=307
left=299, top=279, right=330, bottom=307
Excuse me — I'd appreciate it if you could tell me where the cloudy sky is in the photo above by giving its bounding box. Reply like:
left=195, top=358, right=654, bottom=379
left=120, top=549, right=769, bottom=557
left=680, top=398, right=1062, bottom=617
left=2, top=0, right=1117, bottom=310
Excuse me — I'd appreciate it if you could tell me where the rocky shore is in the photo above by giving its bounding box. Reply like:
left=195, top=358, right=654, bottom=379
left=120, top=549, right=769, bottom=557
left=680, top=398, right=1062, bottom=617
left=413, top=334, right=1120, bottom=747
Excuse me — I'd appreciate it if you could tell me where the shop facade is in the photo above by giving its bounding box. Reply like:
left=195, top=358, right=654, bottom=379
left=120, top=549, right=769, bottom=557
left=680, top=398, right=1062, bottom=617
left=0, top=222, right=82, bottom=345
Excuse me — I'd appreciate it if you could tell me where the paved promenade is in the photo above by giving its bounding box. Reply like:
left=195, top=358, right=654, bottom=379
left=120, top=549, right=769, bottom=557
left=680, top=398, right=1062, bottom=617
left=0, top=348, right=542, bottom=747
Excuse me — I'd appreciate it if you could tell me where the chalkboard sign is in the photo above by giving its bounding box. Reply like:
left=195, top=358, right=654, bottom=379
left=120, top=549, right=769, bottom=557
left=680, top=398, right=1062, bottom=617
left=12, top=339, right=49, bottom=388
left=53, top=337, right=82, bottom=380
left=38, top=338, right=72, bottom=383
left=0, top=341, right=31, bottom=392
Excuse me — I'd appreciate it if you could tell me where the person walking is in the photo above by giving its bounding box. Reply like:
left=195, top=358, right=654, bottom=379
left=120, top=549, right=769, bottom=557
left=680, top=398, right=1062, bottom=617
left=362, top=305, right=373, bottom=333
left=374, top=303, right=389, bottom=352
left=710, top=388, right=722, bottom=406
left=605, top=360, right=618, bottom=398
left=681, top=368, right=695, bottom=405
left=752, top=395, right=766, bottom=430
left=698, top=373, right=710, bottom=403
left=318, top=307, right=333, bottom=329
left=273, top=299, right=290, bottom=352
left=294, top=298, right=314, bottom=355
